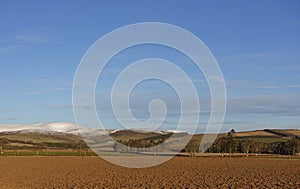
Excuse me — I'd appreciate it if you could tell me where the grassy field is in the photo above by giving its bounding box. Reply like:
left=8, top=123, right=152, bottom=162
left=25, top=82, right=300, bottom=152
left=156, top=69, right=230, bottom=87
left=0, top=129, right=299, bottom=157
left=234, top=130, right=278, bottom=137
left=2, top=150, right=97, bottom=156
left=0, top=132, right=81, bottom=143
left=273, top=129, right=300, bottom=137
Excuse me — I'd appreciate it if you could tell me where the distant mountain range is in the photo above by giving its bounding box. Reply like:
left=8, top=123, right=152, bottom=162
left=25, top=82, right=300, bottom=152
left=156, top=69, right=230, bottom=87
left=0, top=122, right=80, bottom=133
left=0, top=122, right=187, bottom=136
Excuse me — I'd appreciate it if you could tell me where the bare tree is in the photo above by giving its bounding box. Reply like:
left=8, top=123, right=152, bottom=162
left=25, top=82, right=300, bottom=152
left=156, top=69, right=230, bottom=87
left=0, top=138, right=9, bottom=155
left=76, top=140, right=86, bottom=156
left=241, top=139, right=252, bottom=157
left=287, top=139, right=300, bottom=156
left=40, top=143, right=48, bottom=156
left=186, top=141, right=199, bottom=157
left=251, top=141, right=264, bottom=156
left=227, top=132, right=237, bottom=157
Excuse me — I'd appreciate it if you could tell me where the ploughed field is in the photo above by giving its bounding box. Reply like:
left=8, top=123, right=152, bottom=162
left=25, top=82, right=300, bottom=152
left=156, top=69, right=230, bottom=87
left=0, top=156, right=299, bottom=188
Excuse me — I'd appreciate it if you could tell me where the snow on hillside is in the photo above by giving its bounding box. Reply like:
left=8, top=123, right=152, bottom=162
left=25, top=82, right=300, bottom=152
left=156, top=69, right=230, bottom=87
left=166, top=129, right=187, bottom=134
left=129, top=128, right=164, bottom=134
left=0, top=122, right=185, bottom=135
left=0, top=122, right=79, bottom=133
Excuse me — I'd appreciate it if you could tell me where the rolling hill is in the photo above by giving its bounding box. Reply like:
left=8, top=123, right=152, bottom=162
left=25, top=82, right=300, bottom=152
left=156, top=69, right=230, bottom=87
left=0, top=122, right=299, bottom=156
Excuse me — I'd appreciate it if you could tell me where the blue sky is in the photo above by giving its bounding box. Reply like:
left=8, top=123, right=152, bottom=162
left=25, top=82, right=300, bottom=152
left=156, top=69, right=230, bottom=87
left=0, top=1, right=300, bottom=132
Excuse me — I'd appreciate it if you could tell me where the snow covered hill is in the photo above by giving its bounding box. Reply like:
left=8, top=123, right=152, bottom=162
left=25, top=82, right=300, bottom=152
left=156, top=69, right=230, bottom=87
left=0, top=122, right=185, bottom=136
left=0, top=122, right=79, bottom=133
left=0, top=122, right=114, bottom=135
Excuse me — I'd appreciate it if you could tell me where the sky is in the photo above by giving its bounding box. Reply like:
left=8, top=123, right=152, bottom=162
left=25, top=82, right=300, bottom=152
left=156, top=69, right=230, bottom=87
left=0, top=1, right=300, bottom=133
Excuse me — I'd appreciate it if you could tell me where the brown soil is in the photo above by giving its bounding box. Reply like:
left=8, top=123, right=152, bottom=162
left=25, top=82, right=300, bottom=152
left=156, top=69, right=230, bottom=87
left=0, top=156, right=299, bottom=188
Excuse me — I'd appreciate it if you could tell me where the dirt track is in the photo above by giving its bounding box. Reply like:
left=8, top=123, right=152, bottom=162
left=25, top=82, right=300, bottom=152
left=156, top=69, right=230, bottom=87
left=0, top=156, right=299, bottom=188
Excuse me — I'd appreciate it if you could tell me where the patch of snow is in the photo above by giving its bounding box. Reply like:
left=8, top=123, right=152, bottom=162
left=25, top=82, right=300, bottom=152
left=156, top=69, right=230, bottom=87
left=166, top=129, right=187, bottom=134
left=128, top=128, right=163, bottom=134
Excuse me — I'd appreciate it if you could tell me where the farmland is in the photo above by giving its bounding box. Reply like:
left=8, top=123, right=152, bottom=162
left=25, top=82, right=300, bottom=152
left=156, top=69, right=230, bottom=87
left=0, top=128, right=299, bottom=188
left=0, top=156, right=299, bottom=188
left=1, top=129, right=300, bottom=157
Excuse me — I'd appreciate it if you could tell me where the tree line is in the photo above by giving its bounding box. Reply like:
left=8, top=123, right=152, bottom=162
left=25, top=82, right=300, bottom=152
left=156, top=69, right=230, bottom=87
left=2, top=129, right=299, bottom=157
left=183, top=129, right=300, bottom=157
left=112, top=129, right=300, bottom=157
left=113, top=138, right=167, bottom=153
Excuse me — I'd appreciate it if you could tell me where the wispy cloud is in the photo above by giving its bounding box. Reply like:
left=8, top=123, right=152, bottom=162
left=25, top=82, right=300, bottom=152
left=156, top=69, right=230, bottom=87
left=21, top=88, right=68, bottom=95
left=257, top=84, right=300, bottom=89
left=0, top=118, right=18, bottom=121
left=14, top=27, right=55, bottom=44
left=0, top=117, right=19, bottom=124
left=257, top=85, right=281, bottom=89
left=15, top=34, right=51, bottom=44
left=227, top=93, right=300, bottom=116
left=0, top=44, right=24, bottom=54
left=46, top=88, right=68, bottom=92
left=221, top=52, right=280, bottom=62
left=42, top=104, right=92, bottom=110
left=0, top=27, right=57, bottom=54
left=219, top=49, right=300, bottom=66
left=225, top=79, right=300, bottom=90
left=287, top=85, right=300, bottom=88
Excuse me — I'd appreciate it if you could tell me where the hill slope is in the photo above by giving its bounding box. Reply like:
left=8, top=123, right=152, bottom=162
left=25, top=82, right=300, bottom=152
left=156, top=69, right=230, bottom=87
left=0, top=123, right=299, bottom=156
